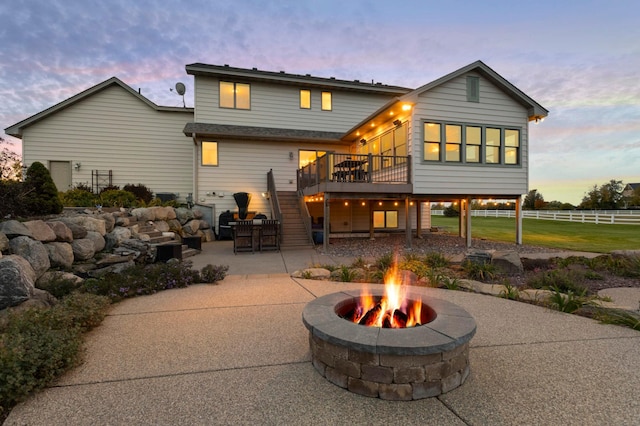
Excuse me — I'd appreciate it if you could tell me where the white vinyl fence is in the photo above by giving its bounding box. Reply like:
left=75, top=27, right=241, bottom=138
left=432, top=209, right=640, bottom=225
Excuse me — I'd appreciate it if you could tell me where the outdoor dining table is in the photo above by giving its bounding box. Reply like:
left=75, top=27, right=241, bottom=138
left=229, top=220, right=279, bottom=251
left=333, top=159, right=368, bottom=182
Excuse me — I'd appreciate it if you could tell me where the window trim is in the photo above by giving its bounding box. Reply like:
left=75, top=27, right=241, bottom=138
left=467, top=76, right=480, bottom=102
left=219, top=81, right=251, bottom=110
left=300, top=89, right=311, bottom=109
left=422, top=120, right=521, bottom=166
left=201, top=141, right=219, bottom=167
left=321, top=91, right=332, bottom=111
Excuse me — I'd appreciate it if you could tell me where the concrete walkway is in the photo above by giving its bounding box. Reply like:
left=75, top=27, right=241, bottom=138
left=6, top=243, right=640, bottom=425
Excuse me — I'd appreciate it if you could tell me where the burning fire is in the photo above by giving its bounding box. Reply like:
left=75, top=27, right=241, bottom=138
left=344, top=260, right=423, bottom=328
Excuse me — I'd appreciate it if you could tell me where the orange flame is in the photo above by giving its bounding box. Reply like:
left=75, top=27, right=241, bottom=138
left=353, top=257, right=423, bottom=328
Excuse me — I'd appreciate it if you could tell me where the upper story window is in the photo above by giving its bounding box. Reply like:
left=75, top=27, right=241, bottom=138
left=423, top=121, right=520, bottom=166
left=467, top=76, right=480, bottom=102
left=321, top=91, right=332, bottom=111
left=220, top=81, right=250, bottom=109
left=202, top=141, right=218, bottom=166
left=300, top=90, right=311, bottom=109
left=445, top=124, right=462, bottom=162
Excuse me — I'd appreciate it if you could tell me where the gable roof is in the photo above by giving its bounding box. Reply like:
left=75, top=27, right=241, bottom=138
left=5, top=77, right=193, bottom=138
left=402, top=60, right=548, bottom=121
left=186, top=63, right=412, bottom=96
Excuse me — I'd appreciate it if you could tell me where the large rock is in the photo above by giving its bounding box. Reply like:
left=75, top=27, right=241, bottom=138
left=46, top=221, right=74, bottom=242
left=71, top=238, right=96, bottom=261
left=107, top=227, right=132, bottom=245
left=167, top=219, right=182, bottom=233
left=45, top=242, right=74, bottom=269
left=0, top=255, right=36, bottom=309
left=154, top=221, right=170, bottom=233
left=182, top=220, right=201, bottom=235
left=36, top=271, right=84, bottom=299
left=131, top=207, right=154, bottom=222
left=23, top=220, right=57, bottom=242
left=9, top=236, right=50, bottom=279
left=192, top=208, right=204, bottom=219
left=88, top=260, right=136, bottom=278
left=86, top=231, right=106, bottom=252
left=62, top=221, right=88, bottom=239
left=202, top=228, right=215, bottom=242
left=60, top=216, right=106, bottom=236
left=0, top=232, right=9, bottom=251
left=0, top=220, right=33, bottom=238
left=96, top=213, right=116, bottom=233
left=175, top=208, right=194, bottom=225
left=149, top=206, right=173, bottom=221
left=491, top=251, right=524, bottom=275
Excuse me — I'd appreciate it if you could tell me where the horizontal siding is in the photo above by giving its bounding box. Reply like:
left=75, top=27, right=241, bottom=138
left=409, top=72, right=530, bottom=196
left=194, top=76, right=393, bottom=132
left=196, top=139, right=349, bottom=218
left=23, top=86, right=194, bottom=199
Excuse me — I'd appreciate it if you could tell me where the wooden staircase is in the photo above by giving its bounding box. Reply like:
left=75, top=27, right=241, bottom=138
left=277, top=191, right=314, bottom=249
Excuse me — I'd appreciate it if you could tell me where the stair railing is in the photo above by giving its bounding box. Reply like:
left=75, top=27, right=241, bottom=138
left=266, top=169, right=283, bottom=243
left=297, top=189, right=314, bottom=245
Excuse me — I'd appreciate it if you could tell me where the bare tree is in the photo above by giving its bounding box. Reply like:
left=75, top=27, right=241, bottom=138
left=1, top=137, right=23, bottom=181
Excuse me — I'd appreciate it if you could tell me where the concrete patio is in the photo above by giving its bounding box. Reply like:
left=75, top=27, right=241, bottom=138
left=6, top=242, right=640, bottom=425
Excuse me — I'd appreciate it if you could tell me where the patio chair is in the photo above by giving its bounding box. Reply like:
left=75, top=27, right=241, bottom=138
left=233, top=220, right=255, bottom=254
left=259, top=219, right=280, bottom=251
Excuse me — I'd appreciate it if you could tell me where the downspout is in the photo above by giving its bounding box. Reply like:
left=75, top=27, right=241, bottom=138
left=192, top=136, right=199, bottom=204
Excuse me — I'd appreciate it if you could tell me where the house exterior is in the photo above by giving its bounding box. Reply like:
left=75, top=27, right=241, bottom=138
left=5, top=78, right=194, bottom=197
left=6, top=60, right=548, bottom=249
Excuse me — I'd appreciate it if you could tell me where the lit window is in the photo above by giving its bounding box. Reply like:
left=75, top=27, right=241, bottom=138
left=465, top=126, right=481, bottom=163
left=299, top=150, right=326, bottom=168
left=300, top=90, right=311, bottom=109
left=505, top=129, right=520, bottom=165
left=219, top=82, right=250, bottom=109
left=424, top=123, right=441, bottom=161
left=485, top=128, right=501, bottom=164
left=321, top=91, right=332, bottom=111
left=373, top=210, right=398, bottom=228
left=445, top=124, right=462, bottom=162
left=202, top=141, right=218, bottom=166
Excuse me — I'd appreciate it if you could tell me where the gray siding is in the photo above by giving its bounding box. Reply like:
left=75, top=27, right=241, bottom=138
left=196, top=139, right=349, bottom=219
left=22, top=86, right=194, bottom=199
left=409, top=72, right=530, bottom=196
left=194, top=76, right=393, bottom=132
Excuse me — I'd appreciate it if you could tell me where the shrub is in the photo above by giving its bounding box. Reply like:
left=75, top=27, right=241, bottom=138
left=59, top=188, right=97, bottom=207
left=423, top=252, right=449, bottom=268
left=443, top=205, right=459, bottom=217
left=399, top=258, right=429, bottom=279
left=200, top=264, right=229, bottom=283
left=375, top=252, right=395, bottom=274
left=35, top=273, right=83, bottom=299
left=81, top=260, right=227, bottom=301
left=0, top=179, right=31, bottom=218
left=0, top=293, right=110, bottom=414
left=526, top=269, right=589, bottom=295
left=547, top=285, right=589, bottom=313
left=23, top=161, right=63, bottom=215
left=97, top=189, right=137, bottom=208
left=123, top=184, right=154, bottom=204
left=462, top=260, right=497, bottom=281
left=339, top=266, right=358, bottom=282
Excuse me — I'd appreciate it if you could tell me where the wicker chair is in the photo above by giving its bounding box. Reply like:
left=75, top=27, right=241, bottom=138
left=259, top=219, right=280, bottom=251
left=232, top=220, right=254, bottom=254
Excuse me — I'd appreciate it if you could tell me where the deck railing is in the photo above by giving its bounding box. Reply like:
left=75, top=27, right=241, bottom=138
left=297, top=153, right=410, bottom=190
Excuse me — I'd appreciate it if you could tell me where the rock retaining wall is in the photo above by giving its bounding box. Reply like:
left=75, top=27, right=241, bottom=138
left=0, top=207, right=213, bottom=311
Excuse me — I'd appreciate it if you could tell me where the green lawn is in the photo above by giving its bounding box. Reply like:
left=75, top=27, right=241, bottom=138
left=430, top=216, right=640, bottom=253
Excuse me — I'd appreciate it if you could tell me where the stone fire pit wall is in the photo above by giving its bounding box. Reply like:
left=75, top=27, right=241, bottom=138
left=302, top=288, right=477, bottom=401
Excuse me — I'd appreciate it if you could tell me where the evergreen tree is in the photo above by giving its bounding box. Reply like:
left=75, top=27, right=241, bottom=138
left=24, top=161, right=63, bottom=215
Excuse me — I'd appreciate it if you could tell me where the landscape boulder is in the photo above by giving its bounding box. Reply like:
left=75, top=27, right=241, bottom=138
left=60, top=216, right=106, bottom=236
left=46, top=221, right=74, bottom=242
left=9, top=236, right=51, bottom=279
left=131, top=207, right=154, bottom=222
left=71, top=238, right=96, bottom=261
left=0, top=255, right=37, bottom=310
left=85, top=231, right=106, bottom=252
left=45, top=242, right=75, bottom=269
left=0, top=220, right=33, bottom=238
left=175, top=207, right=194, bottom=225
left=96, top=213, right=116, bottom=233
left=61, top=221, right=88, bottom=239
left=23, top=220, right=57, bottom=242
left=491, top=251, right=524, bottom=274
left=0, top=232, right=9, bottom=251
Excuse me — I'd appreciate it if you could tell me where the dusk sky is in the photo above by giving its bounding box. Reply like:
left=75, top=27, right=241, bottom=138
left=2, top=0, right=638, bottom=205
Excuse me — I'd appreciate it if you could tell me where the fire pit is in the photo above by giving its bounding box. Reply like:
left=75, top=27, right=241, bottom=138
left=302, top=286, right=476, bottom=400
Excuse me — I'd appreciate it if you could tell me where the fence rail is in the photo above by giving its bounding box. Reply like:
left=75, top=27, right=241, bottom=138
left=432, top=209, right=640, bottom=225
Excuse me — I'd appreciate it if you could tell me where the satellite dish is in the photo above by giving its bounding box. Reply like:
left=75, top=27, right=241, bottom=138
left=175, top=82, right=186, bottom=95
